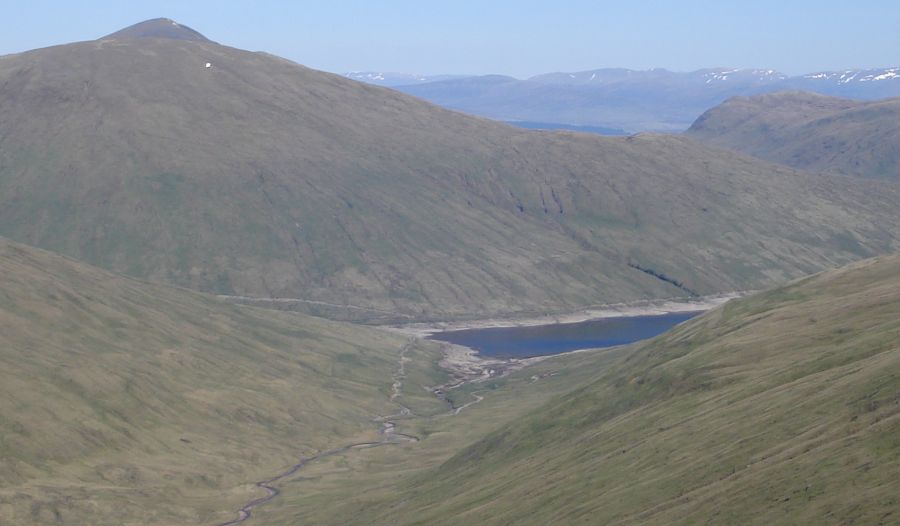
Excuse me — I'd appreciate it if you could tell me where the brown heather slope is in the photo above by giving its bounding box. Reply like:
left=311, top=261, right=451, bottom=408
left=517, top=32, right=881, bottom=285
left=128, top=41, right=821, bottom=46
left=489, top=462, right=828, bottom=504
left=0, top=237, right=448, bottom=525
left=687, top=91, right=900, bottom=179
left=2, top=22, right=900, bottom=321
left=315, top=255, right=900, bottom=526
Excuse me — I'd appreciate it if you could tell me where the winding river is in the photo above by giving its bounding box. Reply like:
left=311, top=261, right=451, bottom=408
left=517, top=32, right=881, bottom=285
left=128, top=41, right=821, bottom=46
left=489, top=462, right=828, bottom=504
left=216, top=310, right=703, bottom=524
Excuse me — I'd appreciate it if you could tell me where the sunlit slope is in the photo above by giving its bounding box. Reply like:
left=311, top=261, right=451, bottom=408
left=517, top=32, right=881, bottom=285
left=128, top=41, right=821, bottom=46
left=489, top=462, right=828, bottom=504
left=0, top=238, right=446, bottom=525
left=687, top=91, right=900, bottom=179
left=2, top=34, right=900, bottom=320
left=343, top=255, right=900, bottom=525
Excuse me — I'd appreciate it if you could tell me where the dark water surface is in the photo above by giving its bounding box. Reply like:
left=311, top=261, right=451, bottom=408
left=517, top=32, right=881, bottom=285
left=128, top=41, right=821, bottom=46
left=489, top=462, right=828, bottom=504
left=428, top=311, right=701, bottom=359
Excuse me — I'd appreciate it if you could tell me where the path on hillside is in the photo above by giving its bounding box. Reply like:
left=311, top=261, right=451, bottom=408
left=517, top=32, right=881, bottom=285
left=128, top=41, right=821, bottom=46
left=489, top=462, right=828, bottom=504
left=216, top=339, right=484, bottom=526
left=217, top=294, right=413, bottom=318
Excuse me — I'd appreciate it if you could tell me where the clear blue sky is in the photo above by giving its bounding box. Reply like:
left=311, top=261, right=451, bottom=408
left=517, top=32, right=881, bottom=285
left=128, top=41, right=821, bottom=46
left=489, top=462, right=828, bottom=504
left=2, top=0, right=898, bottom=77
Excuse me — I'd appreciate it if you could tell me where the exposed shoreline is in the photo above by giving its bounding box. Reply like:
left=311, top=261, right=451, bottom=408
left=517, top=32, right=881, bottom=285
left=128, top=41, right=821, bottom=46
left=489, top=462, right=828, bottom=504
left=390, top=292, right=747, bottom=385
left=386, top=292, right=745, bottom=338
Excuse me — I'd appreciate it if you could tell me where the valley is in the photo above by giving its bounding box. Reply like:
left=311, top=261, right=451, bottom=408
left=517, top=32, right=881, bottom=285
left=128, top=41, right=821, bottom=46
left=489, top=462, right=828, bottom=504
left=0, top=238, right=452, bottom=525
left=1, top=13, right=898, bottom=526
left=248, top=255, right=900, bottom=526
left=5, top=234, right=897, bottom=525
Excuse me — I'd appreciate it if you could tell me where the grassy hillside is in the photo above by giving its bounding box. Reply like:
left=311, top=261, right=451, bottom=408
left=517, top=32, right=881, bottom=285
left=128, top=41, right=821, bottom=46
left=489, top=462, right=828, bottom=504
left=687, top=91, right=900, bottom=179
left=0, top=237, right=449, bottom=525
left=2, top=29, right=900, bottom=320
left=285, top=255, right=900, bottom=525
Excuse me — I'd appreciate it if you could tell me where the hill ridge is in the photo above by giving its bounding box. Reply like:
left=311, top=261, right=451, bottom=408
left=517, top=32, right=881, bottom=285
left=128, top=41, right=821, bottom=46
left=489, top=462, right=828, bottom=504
left=687, top=91, right=900, bottom=179
left=1, top=30, right=900, bottom=321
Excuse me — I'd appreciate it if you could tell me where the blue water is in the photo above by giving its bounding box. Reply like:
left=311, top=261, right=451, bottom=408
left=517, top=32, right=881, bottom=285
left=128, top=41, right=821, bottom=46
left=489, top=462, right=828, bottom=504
left=427, top=311, right=701, bottom=359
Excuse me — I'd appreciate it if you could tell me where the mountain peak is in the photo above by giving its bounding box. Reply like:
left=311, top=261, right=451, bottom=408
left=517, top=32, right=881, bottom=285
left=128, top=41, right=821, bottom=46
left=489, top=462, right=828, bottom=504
left=102, top=18, right=210, bottom=42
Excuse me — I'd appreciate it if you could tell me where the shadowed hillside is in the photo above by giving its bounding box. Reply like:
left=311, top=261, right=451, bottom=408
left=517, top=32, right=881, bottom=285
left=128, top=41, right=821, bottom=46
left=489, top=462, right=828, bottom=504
left=0, top=237, right=447, bottom=525
left=2, top=23, right=900, bottom=321
left=687, top=92, right=900, bottom=179
left=295, top=255, right=900, bottom=525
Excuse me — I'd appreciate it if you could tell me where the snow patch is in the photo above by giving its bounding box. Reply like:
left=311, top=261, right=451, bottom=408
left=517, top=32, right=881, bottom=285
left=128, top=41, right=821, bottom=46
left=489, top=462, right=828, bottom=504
left=861, top=68, right=900, bottom=81
left=705, top=69, right=740, bottom=82
left=839, top=72, right=859, bottom=84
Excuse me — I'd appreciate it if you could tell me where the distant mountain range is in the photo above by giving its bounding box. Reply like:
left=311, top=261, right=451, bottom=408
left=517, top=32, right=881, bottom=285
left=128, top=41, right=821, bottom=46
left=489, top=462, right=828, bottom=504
left=346, top=66, right=900, bottom=132
left=344, top=71, right=469, bottom=86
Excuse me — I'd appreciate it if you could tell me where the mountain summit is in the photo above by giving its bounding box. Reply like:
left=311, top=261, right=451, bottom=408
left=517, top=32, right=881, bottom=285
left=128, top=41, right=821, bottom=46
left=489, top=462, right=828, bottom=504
left=1, top=23, right=900, bottom=321
left=102, top=18, right=210, bottom=42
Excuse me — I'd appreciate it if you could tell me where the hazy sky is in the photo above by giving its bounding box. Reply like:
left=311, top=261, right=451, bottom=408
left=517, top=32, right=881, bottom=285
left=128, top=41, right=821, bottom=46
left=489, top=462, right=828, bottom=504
left=2, top=0, right=899, bottom=77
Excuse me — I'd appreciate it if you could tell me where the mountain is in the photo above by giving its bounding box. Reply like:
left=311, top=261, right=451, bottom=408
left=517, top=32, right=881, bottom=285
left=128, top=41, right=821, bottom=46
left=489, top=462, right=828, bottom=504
left=504, top=121, right=628, bottom=135
left=0, top=237, right=449, bottom=525
left=344, top=71, right=469, bottom=87
left=783, top=67, right=900, bottom=99
left=3, top=21, right=900, bottom=322
left=529, top=67, right=786, bottom=85
left=388, top=67, right=900, bottom=132
left=103, top=17, right=211, bottom=42
left=294, top=254, right=900, bottom=525
left=686, top=92, right=900, bottom=180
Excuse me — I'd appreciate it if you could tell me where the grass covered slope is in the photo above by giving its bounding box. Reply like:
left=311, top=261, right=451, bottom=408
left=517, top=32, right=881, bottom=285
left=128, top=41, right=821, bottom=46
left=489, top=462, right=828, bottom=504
left=343, top=255, right=900, bottom=525
left=687, top=91, right=900, bottom=179
left=0, top=238, right=446, bottom=525
left=2, top=30, right=900, bottom=320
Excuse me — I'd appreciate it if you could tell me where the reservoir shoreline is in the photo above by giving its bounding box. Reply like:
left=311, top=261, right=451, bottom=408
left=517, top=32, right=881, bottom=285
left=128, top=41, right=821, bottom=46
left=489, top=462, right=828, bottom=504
left=386, top=292, right=745, bottom=379
left=387, top=292, right=744, bottom=338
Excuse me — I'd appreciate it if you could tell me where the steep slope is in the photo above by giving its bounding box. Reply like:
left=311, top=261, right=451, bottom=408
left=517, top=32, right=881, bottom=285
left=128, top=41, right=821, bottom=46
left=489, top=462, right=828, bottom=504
left=325, top=255, right=900, bottom=525
left=0, top=237, right=447, bottom=525
left=687, top=92, right=900, bottom=179
left=3, top=23, right=900, bottom=321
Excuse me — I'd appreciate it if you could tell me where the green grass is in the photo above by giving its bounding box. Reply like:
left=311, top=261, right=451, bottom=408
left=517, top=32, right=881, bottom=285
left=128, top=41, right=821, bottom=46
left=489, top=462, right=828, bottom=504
left=2, top=240, right=899, bottom=525
left=0, top=238, right=453, bottom=525
left=240, top=343, right=631, bottom=525
left=687, top=91, right=900, bottom=180
left=1, top=38, right=900, bottom=321
left=255, top=255, right=900, bottom=525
